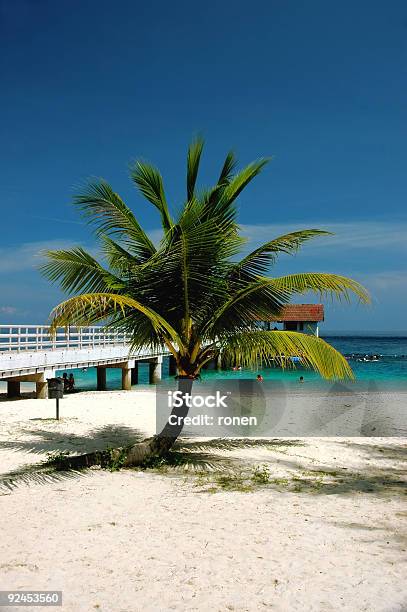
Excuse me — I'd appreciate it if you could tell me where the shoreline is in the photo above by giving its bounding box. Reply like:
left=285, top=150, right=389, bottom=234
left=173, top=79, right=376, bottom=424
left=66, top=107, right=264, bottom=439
left=2, top=380, right=407, bottom=395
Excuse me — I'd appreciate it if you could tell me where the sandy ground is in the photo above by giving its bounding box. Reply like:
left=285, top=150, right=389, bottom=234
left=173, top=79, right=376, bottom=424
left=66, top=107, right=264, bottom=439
left=0, top=390, right=406, bottom=612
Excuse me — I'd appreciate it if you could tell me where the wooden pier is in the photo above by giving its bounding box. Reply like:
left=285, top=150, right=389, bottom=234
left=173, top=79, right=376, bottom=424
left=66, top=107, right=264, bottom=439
left=0, top=325, right=171, bottom=398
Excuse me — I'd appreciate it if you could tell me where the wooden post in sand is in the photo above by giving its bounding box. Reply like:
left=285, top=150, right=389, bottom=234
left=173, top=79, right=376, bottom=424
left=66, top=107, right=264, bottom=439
left=131, top=362, right=139, bottom=385
left=36, top=373, right=48, bottom=399
left=149, top=357, right=162, bottom=384
left=96, top=367, right=107, bottom=391
left=121, top=365, right=132, bottom=391
left=7, top=381, right=21, bottom=398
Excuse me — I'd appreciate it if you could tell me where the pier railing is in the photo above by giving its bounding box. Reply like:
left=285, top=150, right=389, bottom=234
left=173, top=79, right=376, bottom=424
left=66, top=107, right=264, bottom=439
left=0, top=325, right=130, bottom=352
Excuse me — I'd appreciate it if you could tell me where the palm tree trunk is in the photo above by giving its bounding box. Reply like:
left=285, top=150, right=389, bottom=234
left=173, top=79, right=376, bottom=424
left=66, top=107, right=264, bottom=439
left=123, top=375, right=193, bottom=465
left=55, top=376, right=194, bottom=471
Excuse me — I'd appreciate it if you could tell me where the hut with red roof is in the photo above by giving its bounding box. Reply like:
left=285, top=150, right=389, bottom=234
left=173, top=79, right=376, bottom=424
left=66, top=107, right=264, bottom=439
left=259, top=304, right=324, bottom=336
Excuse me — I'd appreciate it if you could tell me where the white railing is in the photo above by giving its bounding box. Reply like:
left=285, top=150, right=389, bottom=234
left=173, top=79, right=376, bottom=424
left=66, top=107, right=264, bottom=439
left=0, top=325, right=130, bottom=352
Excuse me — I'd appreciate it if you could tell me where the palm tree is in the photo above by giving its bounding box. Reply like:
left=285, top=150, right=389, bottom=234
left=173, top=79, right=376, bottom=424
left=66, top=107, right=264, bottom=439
left=41, top=138, right=369, bottom=468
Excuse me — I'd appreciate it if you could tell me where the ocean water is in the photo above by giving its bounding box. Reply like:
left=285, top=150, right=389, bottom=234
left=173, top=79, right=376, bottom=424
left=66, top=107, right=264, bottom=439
left=52, top=334, right=407, bottom=391
left=322, top=335, right=407, bottom=384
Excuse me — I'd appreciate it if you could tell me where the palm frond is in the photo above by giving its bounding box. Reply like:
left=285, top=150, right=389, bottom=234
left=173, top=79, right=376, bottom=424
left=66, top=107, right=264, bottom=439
left=48, top=293, right=182, bottom=348
left=221, top=331, right=354, bottom=380
left=201, top=271, right=369, bottom=338
left=187, top=136, right=204, bottom=201
left=157, top=216, right=242, bottom=332
left=74, top=180, right=155, bottom=260
left=271, top=273, right=371, bottom=303
left=130, top=161, right=172, bottom=231
left=217, top=158, right=270, bottom=210
left=200, top=277, right=290, bottom=337
left=218, top=150, right=237, bottom=185
left=39, top=247, right=124, bottom=294
left=100, top=236, right=139, bottom=276
left=232, top=229, right=331, bottom=277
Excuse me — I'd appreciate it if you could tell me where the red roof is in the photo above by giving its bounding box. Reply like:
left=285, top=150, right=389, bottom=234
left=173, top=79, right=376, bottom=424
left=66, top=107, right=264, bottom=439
left=264, top=304, right=324, bottom=322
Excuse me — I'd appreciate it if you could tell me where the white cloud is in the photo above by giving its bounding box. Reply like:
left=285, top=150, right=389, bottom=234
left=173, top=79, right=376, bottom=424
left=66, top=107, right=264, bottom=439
left=358, top=271, right=407, bottom=292
left=240, top=220, right=407, bottom=252
left=147, top=228, right=165, bottom=246
left=1, top=220, right=405, bottom=277
left=0, top=306, right=17, bottom=314
left=0, top=223, right=405, bottom=330
left=0, top=240, right=92, bottom=274
left=143, top=220, right=407, bottom=254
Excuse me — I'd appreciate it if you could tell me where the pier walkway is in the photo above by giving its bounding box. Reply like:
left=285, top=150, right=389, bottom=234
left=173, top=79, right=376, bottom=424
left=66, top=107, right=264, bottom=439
left=0, top=325, right=173, bottom=398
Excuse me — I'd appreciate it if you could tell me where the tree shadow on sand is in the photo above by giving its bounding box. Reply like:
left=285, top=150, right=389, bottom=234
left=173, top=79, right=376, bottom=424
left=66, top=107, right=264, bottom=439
left=1, top=436, right=406, bottom=498
left=0, top=437, right=306, bottom=491
left=176, top=437, right=305, bottom=453
left=164, top=439, right=407, bottom=497
left=344, top=441, right=407, bottom=463
left=0, top=424, right=144, bottom=455
left=133, top=438, right=313, bottom=480
left=264, top=439, right=406, bottom=496
left=286, top=469, right=407, bottom=496
left=163, top=438, right=307, bottom=473
left=0, top=425, right=144, bottom=493
left=286, top=440, right=406, bottom=496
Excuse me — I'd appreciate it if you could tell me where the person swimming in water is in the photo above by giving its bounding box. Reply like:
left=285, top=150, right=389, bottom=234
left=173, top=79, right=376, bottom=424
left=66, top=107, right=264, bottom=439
left=256, top=374, right=263, bottom=382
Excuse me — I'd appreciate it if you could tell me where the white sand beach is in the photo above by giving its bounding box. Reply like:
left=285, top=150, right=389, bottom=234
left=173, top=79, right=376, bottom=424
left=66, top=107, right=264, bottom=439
left=1, top=390, right=406, bottom=612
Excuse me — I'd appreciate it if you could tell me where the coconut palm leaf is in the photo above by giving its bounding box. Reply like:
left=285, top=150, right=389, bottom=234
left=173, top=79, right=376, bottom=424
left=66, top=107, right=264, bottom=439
left=74, top=180, right=155, bottom=260
left=220, top=331, right=354, bottom=380
left=218, top=158, right=270, bottom=210
left=200, top=281, right=290, bottom=337
left=201, top=272, right=369, bottom=338
left=48, top=293, right=182, bottom=350
left=40, top=247, right=125, bottom=294
left=130, top=161, right=172, bottom=231
left=218, top=150, right=237, bottom=185
left=271, top=273, right=370, bottom=303
left=100, top=235, right=140, bottom=277
left=187, top=136, right=204, bottom=201
left=232, top=229, right=332, bottom=278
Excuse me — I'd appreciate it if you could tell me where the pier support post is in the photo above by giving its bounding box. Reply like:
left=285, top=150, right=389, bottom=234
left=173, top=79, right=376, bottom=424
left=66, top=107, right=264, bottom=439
left=121, top=365, right=131, bottom=391
left=149, top=356, right=162, bottom=384
left=6, top=371, right=54, bottom=399
left=97, top=367, right=107, bottom=391
left=131, top=362, right=139, bottom=385
left=7, top=381, right=21, bottom=398
left=36, top=374, right=48, bottom=399
left=168, top=356, right=177, bottom=376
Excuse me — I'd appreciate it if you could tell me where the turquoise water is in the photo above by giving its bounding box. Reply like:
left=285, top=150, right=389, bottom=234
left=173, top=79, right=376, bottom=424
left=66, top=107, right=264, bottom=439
left=321, top=335, right=407, bottom=384
left=54, top=335, right=407, bottom=391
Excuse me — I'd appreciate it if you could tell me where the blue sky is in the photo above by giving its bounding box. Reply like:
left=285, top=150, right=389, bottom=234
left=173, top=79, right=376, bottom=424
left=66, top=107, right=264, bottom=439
left=1, top=0, right=406, bottom=330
